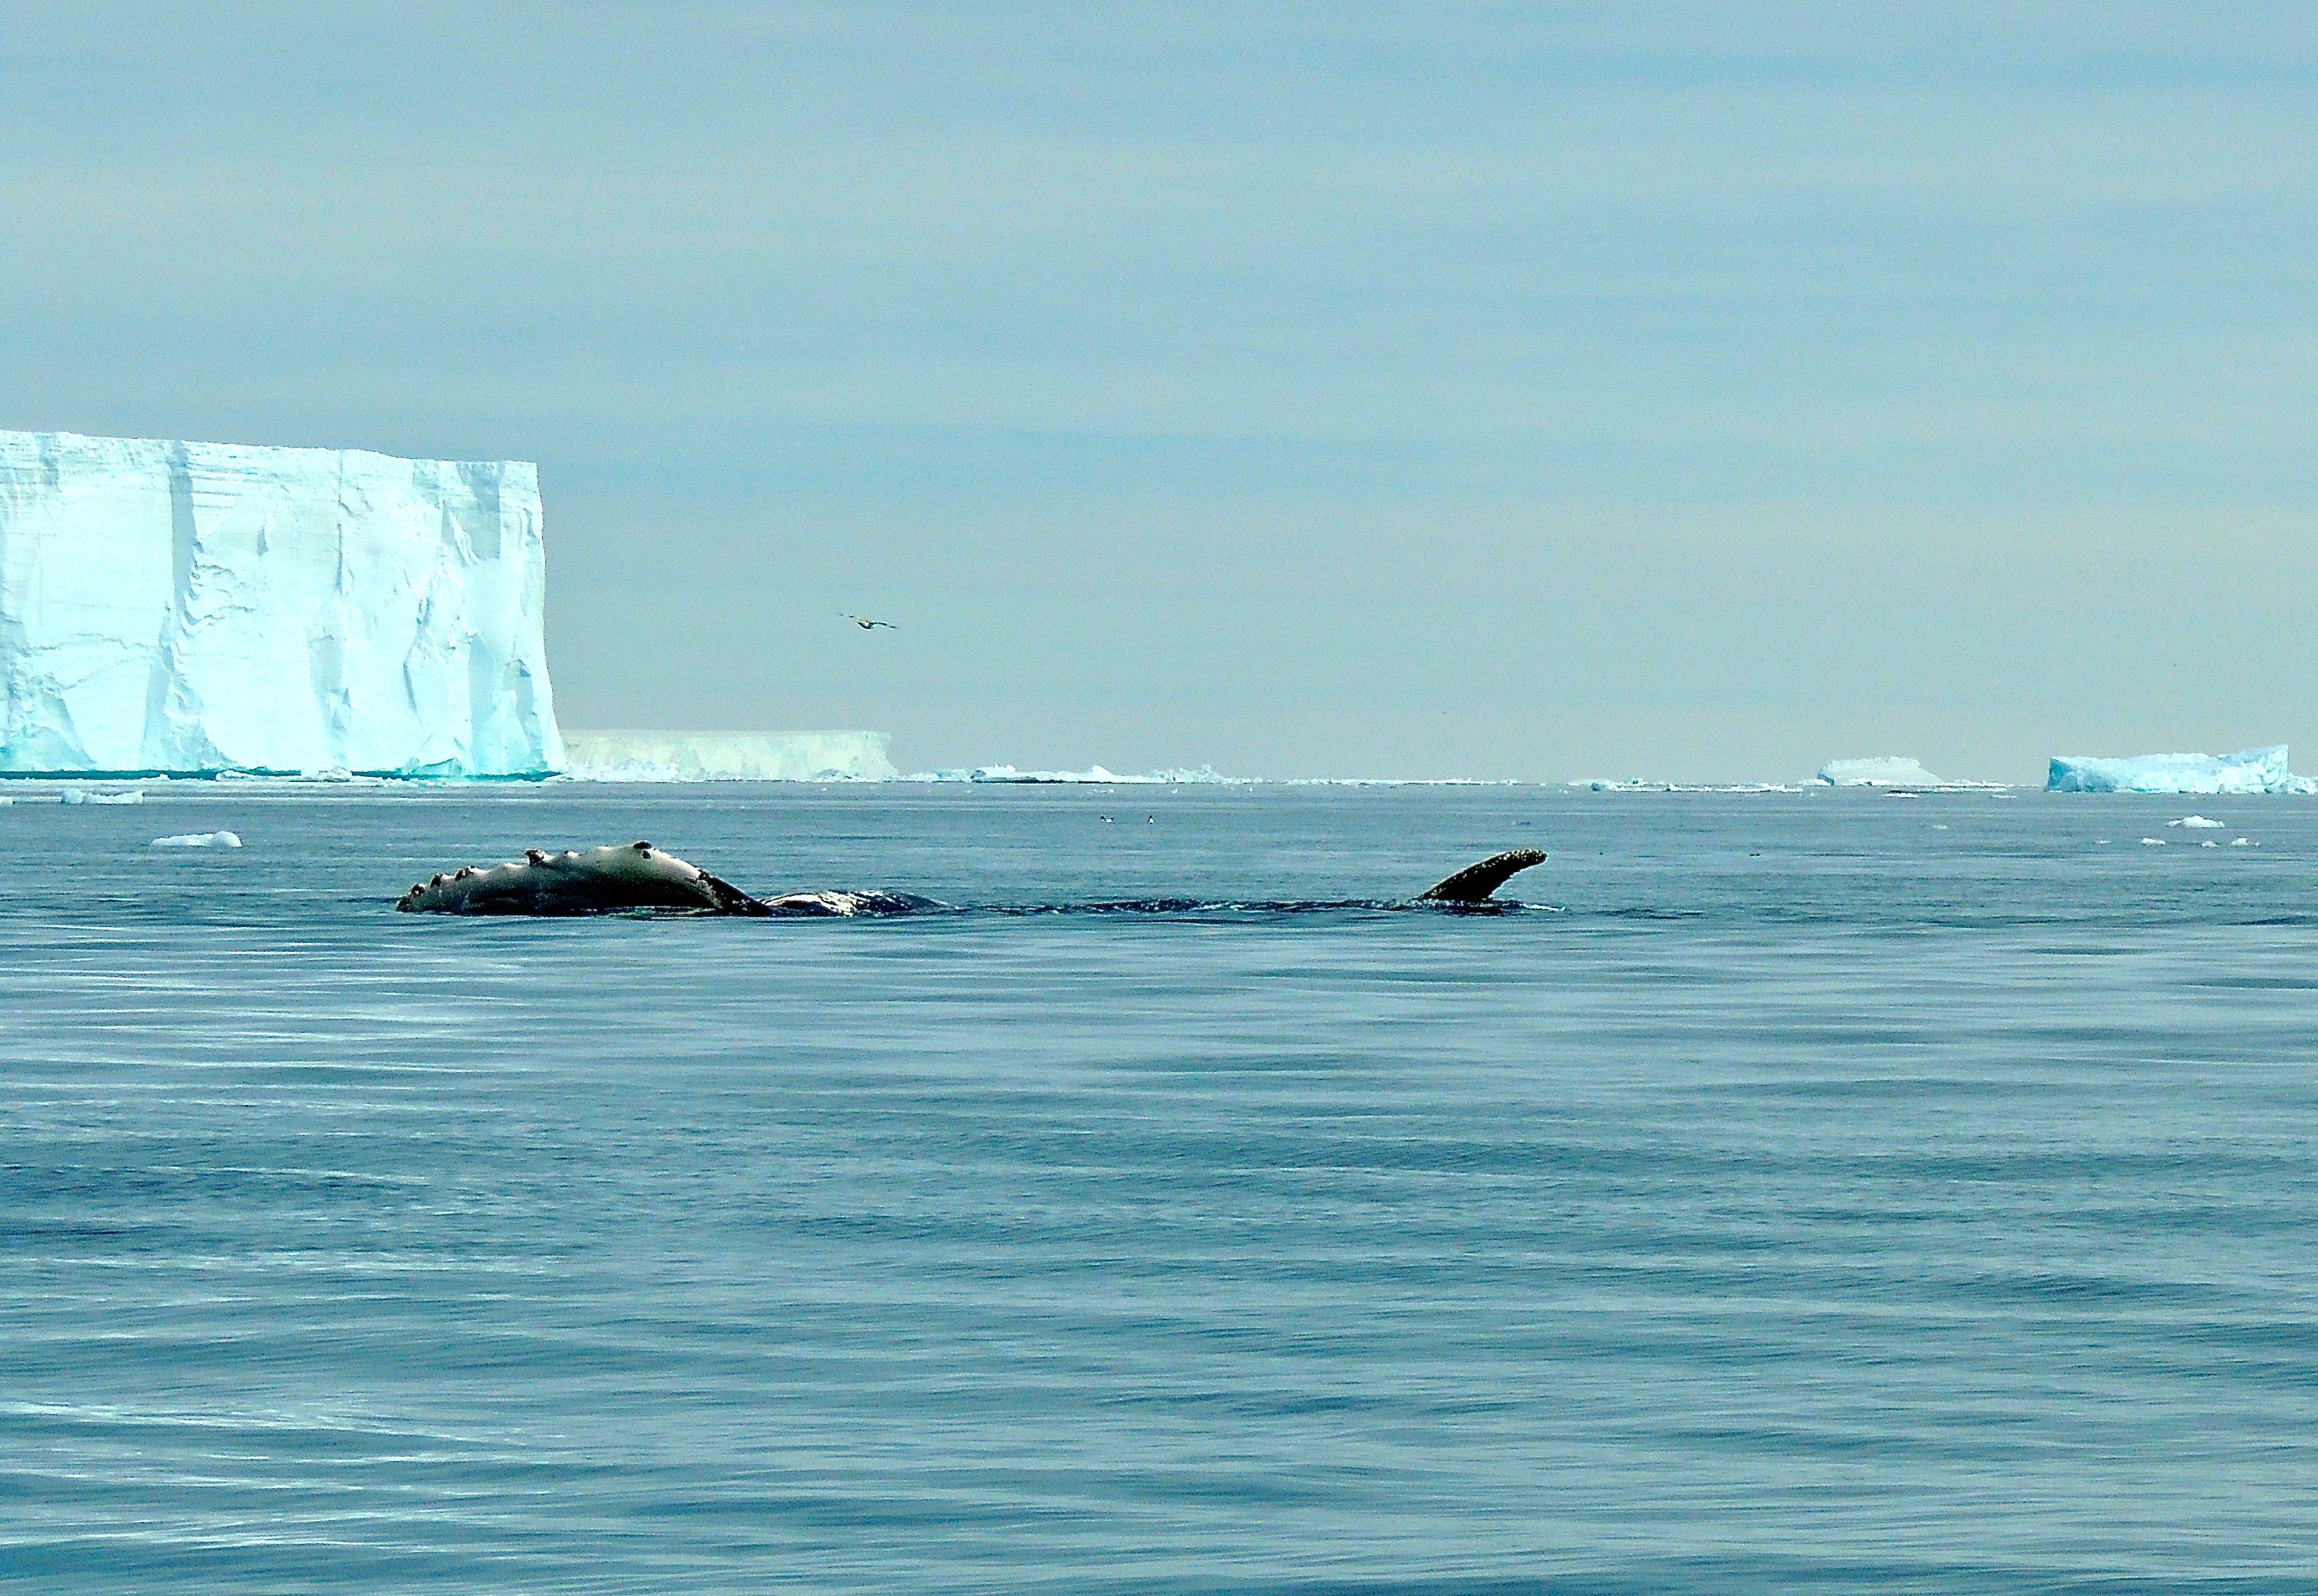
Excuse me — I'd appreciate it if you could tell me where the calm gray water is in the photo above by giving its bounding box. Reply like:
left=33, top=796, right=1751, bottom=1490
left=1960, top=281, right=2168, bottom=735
left=3, top=786, right=2316, bottom=1592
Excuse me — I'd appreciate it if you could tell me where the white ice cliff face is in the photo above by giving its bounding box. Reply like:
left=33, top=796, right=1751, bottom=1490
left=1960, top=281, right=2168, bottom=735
left=2046, top=746, right=2314, bottom=795
left=0, top=429, right=562, bottom=775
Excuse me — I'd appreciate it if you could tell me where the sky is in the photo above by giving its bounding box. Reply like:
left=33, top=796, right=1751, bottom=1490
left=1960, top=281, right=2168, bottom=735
left=3, top=2, right=2311, bottom=781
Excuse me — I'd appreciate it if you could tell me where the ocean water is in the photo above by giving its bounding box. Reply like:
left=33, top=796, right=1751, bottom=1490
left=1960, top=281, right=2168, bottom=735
left=3, top=785, right=2316, bottom=1593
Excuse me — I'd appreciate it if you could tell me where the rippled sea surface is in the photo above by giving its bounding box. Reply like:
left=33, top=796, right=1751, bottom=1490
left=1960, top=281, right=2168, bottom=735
left=4, top=785, right=2317, bottom=1593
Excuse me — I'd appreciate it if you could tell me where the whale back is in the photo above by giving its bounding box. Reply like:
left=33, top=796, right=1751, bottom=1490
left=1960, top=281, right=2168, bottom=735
left=398, top=842, right=769, bottom=916
left=1415, top=848, right=1547, bottom=904
left=761, top=889, right=947, bottom=918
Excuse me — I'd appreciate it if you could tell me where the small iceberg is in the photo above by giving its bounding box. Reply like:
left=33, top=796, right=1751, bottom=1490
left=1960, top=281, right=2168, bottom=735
left=2047, top=746, right=2314, bottom=795
left=2166, top=815, right=2227, bottom=828
left=62, top=788, right=145, bottom=805
left=152, top=831, right=242, bottom=849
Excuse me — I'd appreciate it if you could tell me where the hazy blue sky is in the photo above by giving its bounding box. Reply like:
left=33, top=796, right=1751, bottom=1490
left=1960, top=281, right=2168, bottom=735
left=4, top=3, right=2311, bottom=779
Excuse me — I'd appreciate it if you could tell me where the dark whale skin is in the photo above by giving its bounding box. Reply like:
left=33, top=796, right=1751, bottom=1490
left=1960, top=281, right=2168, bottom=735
left=1414, top=849, right=1548, bottom=904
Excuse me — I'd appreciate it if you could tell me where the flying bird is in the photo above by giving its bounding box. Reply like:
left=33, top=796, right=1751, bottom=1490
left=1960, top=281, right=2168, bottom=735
left=842, top=614, right=897, bottom=630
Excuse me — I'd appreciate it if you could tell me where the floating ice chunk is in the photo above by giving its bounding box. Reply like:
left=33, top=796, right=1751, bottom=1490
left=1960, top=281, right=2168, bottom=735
left=152, top=830, right=241, bottom=848
left=2047, top=746, right=2314, bottom=795
left=2167, top=815, right=2227, bottom=828
left=2140, top=837, right=2166, bottom=845
left=61, top=788, right=144, bottom=805
left=2201, top=839, right=2219, bottom=847
left=2231, top=836, right=2255, bottom=846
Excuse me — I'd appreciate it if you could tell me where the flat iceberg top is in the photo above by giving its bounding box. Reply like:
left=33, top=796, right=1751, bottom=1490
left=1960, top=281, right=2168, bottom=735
left=5, top=427, right=532, bottom=476
left=0, top=427, right=561, bottom=777
left=1817, top=756, right=1948, bottom=788
left=2047, top=746, right=2314, bottom=795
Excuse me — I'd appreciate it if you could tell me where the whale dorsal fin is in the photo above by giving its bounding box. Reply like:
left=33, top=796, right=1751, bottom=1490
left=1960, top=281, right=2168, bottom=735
left=1417, top=848, right=1546, bottom=903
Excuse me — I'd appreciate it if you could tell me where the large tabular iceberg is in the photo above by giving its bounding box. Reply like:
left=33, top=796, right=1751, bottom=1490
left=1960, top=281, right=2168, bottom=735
left=2047, top=746, right=2314, bottom=795
left=0, top=428, right=562, bottom=776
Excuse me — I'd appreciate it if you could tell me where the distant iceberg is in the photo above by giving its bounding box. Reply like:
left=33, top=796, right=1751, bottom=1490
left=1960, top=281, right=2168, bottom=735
left=1816, top=757, right=1948, bottom=788
left=1812, top=756, right=2005, bottom=789
left=2046, top=746, right=2314, bottom=795
left=560, top=731, right=896, bottom=781
left=905, top=763, right=1246, bottom=784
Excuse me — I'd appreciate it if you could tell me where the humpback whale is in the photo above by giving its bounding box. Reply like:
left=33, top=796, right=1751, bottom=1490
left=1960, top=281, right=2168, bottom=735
left=396, top=842, right=767, bottom=916
left=396, top=842, right=1544, bottom=916
left=395, top=842, right=945, bottom=917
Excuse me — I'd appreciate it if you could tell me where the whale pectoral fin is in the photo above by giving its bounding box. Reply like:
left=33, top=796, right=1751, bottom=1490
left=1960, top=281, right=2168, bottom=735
left=696, top=870, right=773, bottom=916
left=1416, top=848, right=1547, bottom=903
